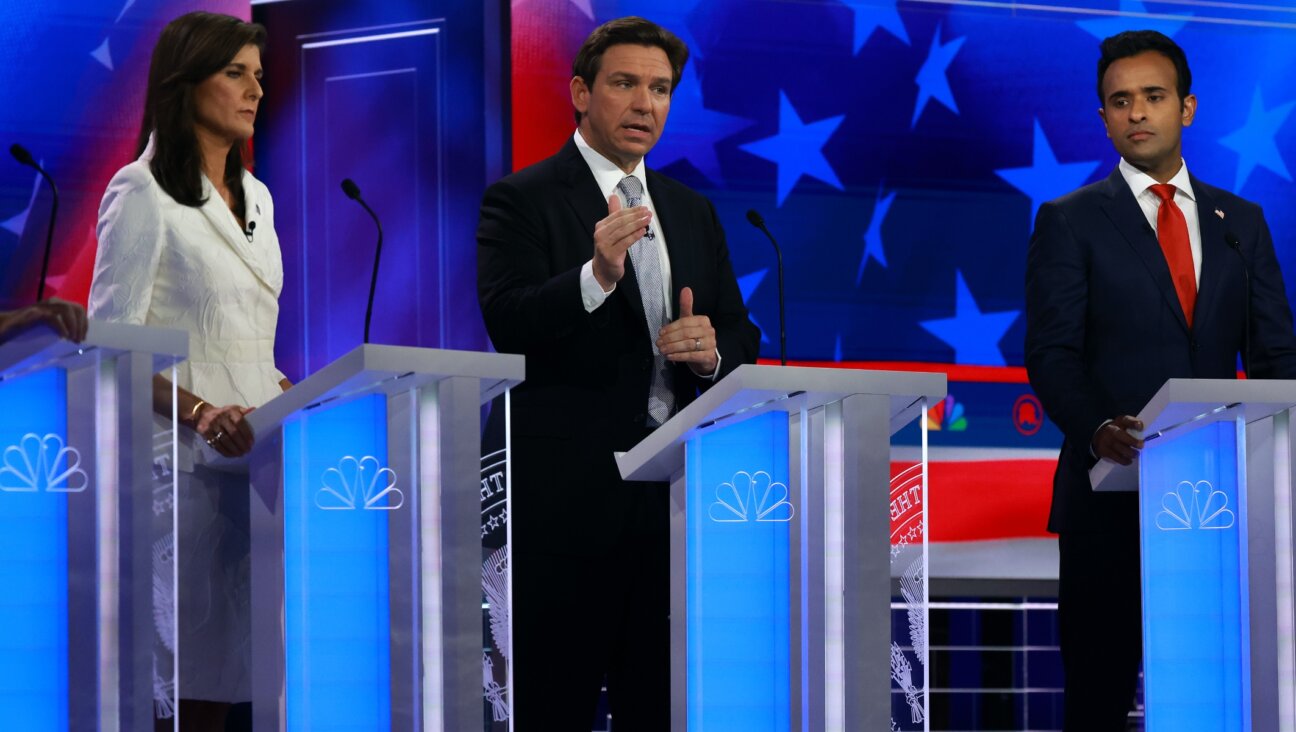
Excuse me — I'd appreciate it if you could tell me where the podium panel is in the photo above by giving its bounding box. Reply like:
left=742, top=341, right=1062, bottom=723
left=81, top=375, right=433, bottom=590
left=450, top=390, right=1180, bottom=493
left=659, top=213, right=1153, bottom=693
left=684, top=411, right=792, bottom=730
left=1090, top=379, right=1296, bottom=731
left=1140, top=416, right=1250, bottom=731
left=0, top=321, right=186, bottom=731
left=283, top=393, right=396, bottom=729
left=621, top=365, right=944, bottom=731
left=242, top=344, right=523, bottom=732
left=0, top=367, right=72, bottom=729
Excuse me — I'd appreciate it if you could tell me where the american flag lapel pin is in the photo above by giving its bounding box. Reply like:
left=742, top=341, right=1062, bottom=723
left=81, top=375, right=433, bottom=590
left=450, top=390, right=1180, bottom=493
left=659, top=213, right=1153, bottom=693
left=1215, top=209, right=1225, bottom=220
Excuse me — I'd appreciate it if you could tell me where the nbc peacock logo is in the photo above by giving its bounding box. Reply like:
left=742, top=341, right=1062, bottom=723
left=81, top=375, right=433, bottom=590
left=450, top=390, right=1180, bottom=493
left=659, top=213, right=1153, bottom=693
left=0, top=433, right=88, bottom=493
left=708, top=470, right=795, bottom=523
left=315, top=455, right=404, bottom=510
left=1155, top=480, right=1235, bottom=531
left=926, top=394, right=967, bottom=431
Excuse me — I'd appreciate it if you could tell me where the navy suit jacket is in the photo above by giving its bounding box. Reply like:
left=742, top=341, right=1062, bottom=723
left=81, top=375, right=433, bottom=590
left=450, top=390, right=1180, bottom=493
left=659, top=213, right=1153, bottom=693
left=1025, top=167, right=1296, bottom=534
left=477, top=138, right=760, bottom=554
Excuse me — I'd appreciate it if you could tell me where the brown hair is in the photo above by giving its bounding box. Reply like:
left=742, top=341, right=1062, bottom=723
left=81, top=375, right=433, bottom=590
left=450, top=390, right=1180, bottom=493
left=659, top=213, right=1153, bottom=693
left=136, top=11, right=266, bottom=219
left=571, top=16, right=689, bottom=123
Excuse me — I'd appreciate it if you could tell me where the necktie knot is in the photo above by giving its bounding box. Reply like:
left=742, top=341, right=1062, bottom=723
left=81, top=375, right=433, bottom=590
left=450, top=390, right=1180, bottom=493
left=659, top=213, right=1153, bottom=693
left=1150, top=183, right=1177, bottom=204
left=617, top=175, right=644, bottom=205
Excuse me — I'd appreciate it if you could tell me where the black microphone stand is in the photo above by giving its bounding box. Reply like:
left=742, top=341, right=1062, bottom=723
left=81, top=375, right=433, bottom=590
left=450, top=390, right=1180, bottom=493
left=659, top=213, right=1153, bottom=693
left=10, top=144, right=59, bottom=303
left=341, top=178, right=384, bottom=344
left=746, top=209, right=787, bottom=366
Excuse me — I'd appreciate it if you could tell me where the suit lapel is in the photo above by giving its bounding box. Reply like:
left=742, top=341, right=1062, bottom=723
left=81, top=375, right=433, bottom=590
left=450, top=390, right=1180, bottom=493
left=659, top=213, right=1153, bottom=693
left=196, top=174, right=280, bottom=292
left=1097, top=168, right=1189, bottom=332
left=1192, top=178, right=1229, bottom=334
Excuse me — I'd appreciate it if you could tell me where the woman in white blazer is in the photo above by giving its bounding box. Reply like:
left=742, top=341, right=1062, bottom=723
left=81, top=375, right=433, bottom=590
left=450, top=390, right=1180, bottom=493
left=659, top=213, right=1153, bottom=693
left=89, top=12, right=284, bottom=730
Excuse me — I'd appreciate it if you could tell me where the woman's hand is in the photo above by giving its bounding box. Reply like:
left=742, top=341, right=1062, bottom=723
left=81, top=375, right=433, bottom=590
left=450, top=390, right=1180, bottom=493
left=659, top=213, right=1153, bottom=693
left=194, top=403, right=256, bottom=457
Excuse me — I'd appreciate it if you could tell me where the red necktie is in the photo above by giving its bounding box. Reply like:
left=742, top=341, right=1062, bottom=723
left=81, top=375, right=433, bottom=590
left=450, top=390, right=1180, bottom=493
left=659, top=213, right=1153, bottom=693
left=1149, top=183, right=1196, bottom=327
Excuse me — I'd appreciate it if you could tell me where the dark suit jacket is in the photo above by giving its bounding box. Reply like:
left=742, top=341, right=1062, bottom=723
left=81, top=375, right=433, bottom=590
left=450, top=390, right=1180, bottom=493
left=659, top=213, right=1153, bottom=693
left=1025, top=167, right=1296, bottom=534
left=477, top=138, right=760, bottom=555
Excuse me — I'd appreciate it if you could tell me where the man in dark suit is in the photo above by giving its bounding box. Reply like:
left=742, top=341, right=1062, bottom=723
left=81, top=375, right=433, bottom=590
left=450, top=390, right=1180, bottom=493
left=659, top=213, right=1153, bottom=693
left=477, top=16, right=760, bottom=730
left=1026, top=30, right=1296, bottom=731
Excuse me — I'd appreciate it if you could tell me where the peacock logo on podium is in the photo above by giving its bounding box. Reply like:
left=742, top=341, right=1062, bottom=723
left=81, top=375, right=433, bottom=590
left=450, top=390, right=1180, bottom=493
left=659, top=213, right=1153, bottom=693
left=1154, top=480, right=1235, bottom=531
left=0, top=433, right=87, bottom=493
left=708, top=470, right=795, bottom=523
left=315, top=455, right=404, bottom=510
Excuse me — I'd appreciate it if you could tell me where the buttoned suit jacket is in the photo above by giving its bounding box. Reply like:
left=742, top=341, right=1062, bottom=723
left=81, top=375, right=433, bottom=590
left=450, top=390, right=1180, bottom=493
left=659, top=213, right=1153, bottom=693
left=477, top=138, right=760, bottom=555
left=1026, top=167, right=1296, bottom=534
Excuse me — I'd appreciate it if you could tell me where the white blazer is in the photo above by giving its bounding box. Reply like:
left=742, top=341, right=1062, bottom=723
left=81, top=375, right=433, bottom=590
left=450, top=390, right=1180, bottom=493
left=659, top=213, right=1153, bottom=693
left=90, top=136, right=287, bottom=410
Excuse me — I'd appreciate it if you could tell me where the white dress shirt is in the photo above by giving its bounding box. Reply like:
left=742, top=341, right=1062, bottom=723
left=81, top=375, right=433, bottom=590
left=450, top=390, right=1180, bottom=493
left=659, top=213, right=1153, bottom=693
left=571, top=129, right=720, bottom=379
left=574, top=129, right=673, bottom=314
left=1118, top=157, right=1201, bottom=285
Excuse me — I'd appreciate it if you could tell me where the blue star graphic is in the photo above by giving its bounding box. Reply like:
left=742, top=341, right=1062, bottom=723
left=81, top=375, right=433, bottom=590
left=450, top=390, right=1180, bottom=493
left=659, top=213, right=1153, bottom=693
left=650, top=63, right=754, bottom=185
left=739, top=91, right=845, bottom=206
left=1077, top=0, right=1189, bottom=40
left=737, top=269, right=771, bottom=344
left=920, top=271, right=1020, bottom=366
left=840, top=0, right=910, bottom=52
left=857, top=188, right=895, bottom=284
left=911, top=24, right=966, bottom=128
left=671, top=0, right=706, bottom=62
left=1219, top=88, right=1295, bottom=192
left=566, top=0, right=594, bottom=21
left=995, top=119, right=1101, bottom=225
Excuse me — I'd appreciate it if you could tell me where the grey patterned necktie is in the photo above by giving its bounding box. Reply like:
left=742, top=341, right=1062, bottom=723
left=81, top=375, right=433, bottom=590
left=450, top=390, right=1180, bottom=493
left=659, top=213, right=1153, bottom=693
left=618, top=174, right=675, bottom=426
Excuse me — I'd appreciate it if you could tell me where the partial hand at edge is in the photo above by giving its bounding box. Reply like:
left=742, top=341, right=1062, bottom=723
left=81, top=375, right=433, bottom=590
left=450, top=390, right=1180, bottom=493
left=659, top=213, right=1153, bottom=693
left=1093, top=415, right=1145, bottom=465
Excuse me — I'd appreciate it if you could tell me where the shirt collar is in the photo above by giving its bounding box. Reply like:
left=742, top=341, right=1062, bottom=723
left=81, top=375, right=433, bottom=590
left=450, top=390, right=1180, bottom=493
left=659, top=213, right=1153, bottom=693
left=1118, top=157, right=1195, bottom=202
left=573, top=129, right=649, bottom=200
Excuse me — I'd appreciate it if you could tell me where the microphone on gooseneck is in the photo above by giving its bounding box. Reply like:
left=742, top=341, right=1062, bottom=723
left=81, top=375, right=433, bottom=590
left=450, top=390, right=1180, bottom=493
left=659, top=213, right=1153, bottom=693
left=341, top=178, right=384, bottom=344
left=10, top=144, right=59, bottom=303
left=745, top=209, right=787, bottom=366
left=1225, top=231, right=1252, bottom=378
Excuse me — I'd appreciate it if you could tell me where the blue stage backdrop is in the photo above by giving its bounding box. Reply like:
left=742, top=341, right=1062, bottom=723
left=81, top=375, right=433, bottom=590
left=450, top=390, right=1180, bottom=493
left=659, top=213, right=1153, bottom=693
left=251, top=0, right=504, bottom=379
left=515, top=0, right=1296, bottom=368
left=511, top=0, right=1296, bottom=551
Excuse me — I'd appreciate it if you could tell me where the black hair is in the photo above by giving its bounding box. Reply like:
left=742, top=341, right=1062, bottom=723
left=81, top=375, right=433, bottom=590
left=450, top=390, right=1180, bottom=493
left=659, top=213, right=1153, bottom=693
left=136, top=12, right=266, bottom=218
left=1097, top=30, right=1192, bottom=104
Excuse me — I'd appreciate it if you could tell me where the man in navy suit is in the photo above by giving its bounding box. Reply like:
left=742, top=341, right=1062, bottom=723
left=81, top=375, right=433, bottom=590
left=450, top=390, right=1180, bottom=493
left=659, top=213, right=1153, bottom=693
left=477, top=16, right=759, bottom=730
left=1026, top=30, right=1296, bottom=731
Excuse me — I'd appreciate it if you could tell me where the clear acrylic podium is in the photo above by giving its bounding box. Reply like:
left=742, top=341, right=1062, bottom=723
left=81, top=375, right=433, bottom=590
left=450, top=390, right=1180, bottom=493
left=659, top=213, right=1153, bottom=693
left=616, top=364, right=945, bottom=731
left=235, top=345, right=523, bottom=731
left=0, top=320, right=187, bottom=731
left=1091, top=378, right=1296, bottom=732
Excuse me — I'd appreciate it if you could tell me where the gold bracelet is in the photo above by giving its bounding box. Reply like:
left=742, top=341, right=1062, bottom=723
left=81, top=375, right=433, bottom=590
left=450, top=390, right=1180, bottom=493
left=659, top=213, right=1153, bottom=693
left=188, top=400, right=208, bottom=423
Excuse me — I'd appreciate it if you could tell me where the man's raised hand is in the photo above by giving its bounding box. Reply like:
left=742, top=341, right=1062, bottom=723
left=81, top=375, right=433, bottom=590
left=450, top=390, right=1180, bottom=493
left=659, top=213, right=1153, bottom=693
left=591, top=194, right=651, bottom=291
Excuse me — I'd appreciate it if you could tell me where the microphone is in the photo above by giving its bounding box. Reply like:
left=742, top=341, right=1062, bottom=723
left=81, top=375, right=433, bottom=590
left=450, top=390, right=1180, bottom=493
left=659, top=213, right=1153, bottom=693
left=243, top=220, right=256, bottom=242
left=745, top=209, right=787, bottom=366
left=341, top=178, right=384, bottom=344
left=10, top=144, right=59, bottom=303
left=1226, top=232, right=1251, bottom=378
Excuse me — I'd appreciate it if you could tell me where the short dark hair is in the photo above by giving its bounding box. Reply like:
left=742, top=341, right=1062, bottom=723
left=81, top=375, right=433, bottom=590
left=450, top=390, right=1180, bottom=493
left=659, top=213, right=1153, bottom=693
left=571, top=16, right=689, bottom=123
left=1097, top=30, right=1192, bottom=104
left=136, top=12, right=266, bottom=218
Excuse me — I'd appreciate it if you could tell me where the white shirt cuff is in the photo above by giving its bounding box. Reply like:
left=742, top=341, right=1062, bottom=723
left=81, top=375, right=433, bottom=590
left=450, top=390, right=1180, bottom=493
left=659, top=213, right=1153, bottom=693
left=580, top=260, right=614, bottom=313
left=691, top=350, right=722, bottom=381
left=1090, top=418, right=1113, bottom=459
